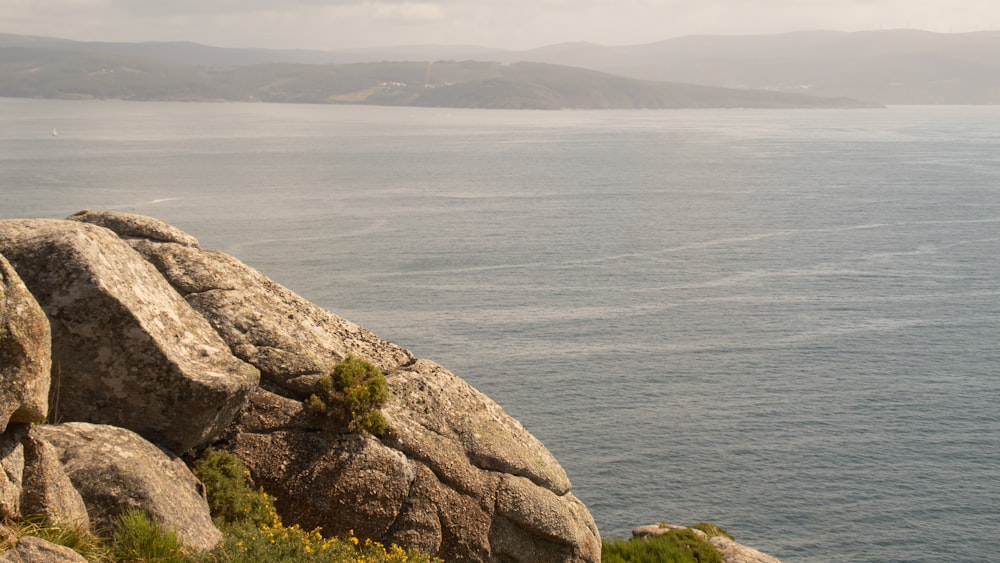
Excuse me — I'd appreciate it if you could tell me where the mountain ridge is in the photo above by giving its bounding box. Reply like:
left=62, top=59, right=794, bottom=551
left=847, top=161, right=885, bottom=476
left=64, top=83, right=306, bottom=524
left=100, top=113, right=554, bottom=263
left=0, top=32, right=882, bottom=109
left=9, top=28, right=999, bottom=106
left=504, top=29, right=1000, bottom=104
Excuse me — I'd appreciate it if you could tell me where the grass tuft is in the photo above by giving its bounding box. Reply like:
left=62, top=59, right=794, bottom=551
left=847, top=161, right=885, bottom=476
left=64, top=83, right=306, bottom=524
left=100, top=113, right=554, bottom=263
left=111, top=508, right=188, bottom=563
left=2, top=514, right=110, bottom=561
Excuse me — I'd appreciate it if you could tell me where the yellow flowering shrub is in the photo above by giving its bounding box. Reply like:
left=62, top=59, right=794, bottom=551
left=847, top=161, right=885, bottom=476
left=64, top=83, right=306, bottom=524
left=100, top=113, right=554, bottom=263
left=194, top=449, right=440, bottom=563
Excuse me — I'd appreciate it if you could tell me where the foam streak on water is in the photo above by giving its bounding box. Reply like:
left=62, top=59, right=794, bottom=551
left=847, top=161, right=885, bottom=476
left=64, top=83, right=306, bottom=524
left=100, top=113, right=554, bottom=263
left=3, top=100, right=999, bottom=562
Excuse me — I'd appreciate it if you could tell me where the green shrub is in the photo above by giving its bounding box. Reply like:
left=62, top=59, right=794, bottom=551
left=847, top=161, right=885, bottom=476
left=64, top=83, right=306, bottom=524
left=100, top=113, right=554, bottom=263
left=193, top=447, right=274, bottom=525
left=602, top=529, right=722, bottom=563
left=304, top=355, right=389, bottom=436
left=690, top=522, right=734, bottom=541
left=111, top=508, right=189, bottom=563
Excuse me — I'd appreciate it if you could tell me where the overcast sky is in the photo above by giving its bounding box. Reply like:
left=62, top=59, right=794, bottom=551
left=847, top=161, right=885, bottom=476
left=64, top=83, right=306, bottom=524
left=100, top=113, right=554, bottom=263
left=3, top=0, right=1000, bottom=51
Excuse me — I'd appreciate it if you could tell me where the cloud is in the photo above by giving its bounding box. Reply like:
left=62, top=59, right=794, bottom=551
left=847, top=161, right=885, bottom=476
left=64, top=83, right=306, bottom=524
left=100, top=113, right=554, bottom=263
left=3, top=0, right=1000, bottom=50
left=369, top=3, right=449, bottom=24
left=103, top=0, right=464, bottom=16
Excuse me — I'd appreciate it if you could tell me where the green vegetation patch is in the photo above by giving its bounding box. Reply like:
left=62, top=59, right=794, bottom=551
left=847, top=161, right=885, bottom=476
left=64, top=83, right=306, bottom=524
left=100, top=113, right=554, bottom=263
left=193, top=447, right=273, bottom=525
left=304, top=355, right=389, bottom=436
left=1, top=514, right=111, bottom=561
left=1, top=510, right=189, bottom=563
left=112, top=508, right=189, bottom=563
left=602, top=528, right=722, bottom=563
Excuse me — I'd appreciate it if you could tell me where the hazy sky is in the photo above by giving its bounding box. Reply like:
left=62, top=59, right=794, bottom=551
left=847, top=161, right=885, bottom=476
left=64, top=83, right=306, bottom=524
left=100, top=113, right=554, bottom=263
left=3, top=0, right=1000, bottom=50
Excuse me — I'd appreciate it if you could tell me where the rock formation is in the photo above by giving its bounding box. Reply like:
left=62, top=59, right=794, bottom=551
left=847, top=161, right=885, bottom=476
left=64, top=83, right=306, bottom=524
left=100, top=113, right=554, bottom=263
left=1, top=238, right=218, bottom=553
left=18, top=425, right=89, bottom=529
left=67, top=209, right=413, bottom=392
left=0, top=535, right=88, bottom=562
left=36, top=422, right=222, bottom=551
left=0, top=255, right=49, bottom=435
left=0, top=425, right=25, bottom=520
left=0, top=211, right=603, bottom=561
left=0, top=210, right=791, bottom=562
left=710, top=536, right=784, bottom=563
left=226, top=375, right=599, bottom=561
left=0, top=219, right=260, bottom=454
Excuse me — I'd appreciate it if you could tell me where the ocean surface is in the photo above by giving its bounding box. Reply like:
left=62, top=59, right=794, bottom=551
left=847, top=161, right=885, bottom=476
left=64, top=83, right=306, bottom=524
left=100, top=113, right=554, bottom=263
left=3, top=99, right=999, bottom=562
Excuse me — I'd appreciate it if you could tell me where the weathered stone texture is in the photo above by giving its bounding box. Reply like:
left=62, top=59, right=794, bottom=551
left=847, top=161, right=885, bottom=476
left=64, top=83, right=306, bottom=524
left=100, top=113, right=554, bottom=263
left=19, top=426, right=89, bottom=529
left=68, top=210, right=411, bottom=393
left=36, top=422, right=222, bottom=552
left=384, top=359, right=571, bottom=495
left=227, top=381, right=601, bottom=562
left=0, top=427, right=25, bottom=520
left=0, top=255, right=50, bottom=434
left=0, top=535, right=89, bottom=563
left=68, top=209, right=200, bottom=247
left=711, top=536, right=784, bottom=563
left=0, top=219, right=259, bottom=453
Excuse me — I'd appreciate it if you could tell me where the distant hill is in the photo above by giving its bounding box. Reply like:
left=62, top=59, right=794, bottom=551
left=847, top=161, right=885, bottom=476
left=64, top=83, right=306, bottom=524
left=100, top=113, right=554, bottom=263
left=501, top=30, right=1000, bottom=104
left=5, top=30, right=997, bottom=105
left=0, top=34, right=877, bottom=109
left=405, top=62, right=877, bottom=109
left=0, top=33, right=505, bottom=66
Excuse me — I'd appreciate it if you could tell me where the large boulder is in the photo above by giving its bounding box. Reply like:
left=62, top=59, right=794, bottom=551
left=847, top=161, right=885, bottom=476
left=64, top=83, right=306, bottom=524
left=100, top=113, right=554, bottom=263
left=65, top=210, right=601, bottom=561
left=68, top=209, right=413, bottom=394
left=0, top=219, right=259, bottom=453
left=227, top=368, right=600, bottom=562
left=35, top=422, right=221, bottom=552
left=226, top=393, right=424, bottom=544
left=0, top=254, right=50, bottom=434
left=391, top=360, right=598, bottom=562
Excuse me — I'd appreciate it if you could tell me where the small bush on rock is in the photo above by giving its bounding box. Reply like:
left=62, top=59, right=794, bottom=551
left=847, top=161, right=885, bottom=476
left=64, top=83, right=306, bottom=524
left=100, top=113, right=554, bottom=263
left=193, top=447, right=273, bottom=525
left=304, top=355, right=389, bottom=436
left=602, top=529, right=722, bottom=563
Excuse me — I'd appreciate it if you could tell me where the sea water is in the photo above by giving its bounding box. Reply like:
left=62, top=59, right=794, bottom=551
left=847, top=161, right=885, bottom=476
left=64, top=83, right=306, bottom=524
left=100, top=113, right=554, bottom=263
left=2, top=99, right=999, bottom=562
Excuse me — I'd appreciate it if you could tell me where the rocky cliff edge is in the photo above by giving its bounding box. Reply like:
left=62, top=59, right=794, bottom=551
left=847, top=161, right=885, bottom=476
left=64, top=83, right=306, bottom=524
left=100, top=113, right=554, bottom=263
left=0, top=210, right=601, bottom=562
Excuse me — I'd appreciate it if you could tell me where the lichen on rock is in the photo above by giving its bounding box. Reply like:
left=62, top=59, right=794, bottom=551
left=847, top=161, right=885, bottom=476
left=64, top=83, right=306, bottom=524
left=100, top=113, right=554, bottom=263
left=36, top=422, right=222, bottom=552
left=0, top=219, right=259, bottom=453
left=0, top=254, right=50, bottom=434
